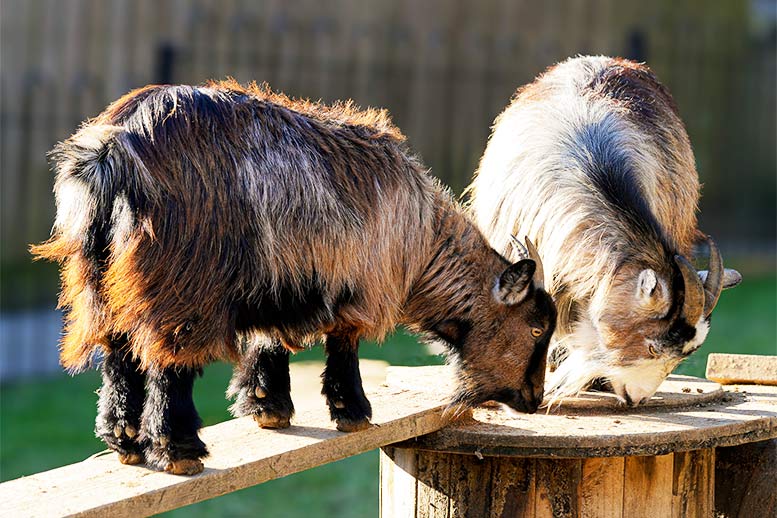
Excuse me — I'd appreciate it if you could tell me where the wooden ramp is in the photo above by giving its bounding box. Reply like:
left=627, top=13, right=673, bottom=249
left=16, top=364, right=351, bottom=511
left=0, top=375, right=451, bottom=518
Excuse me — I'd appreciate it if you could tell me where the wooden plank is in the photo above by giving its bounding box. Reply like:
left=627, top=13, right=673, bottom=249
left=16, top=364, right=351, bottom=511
left=706, top=353, right=777, bottom=386
left=578, top=457, right=624, bottom=518
left=0, top=383, right=449, bottom=518
left=534, top=458, right=581, bottom=518
left=622, top=454, right=673, bottom=517
left=671, top=448, right=714, bottom=518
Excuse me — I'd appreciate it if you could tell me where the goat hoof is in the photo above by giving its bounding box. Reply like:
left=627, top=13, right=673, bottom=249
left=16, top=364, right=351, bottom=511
left=124, top=425, right=138, bottom=439
left=165, top=458, right=204, bottom=476
left=254, top=387, right=267, bottom=399
left=118, top=452, right=144, bottom=465
left=253, top=412, right=291, bottom=429
left=335, top=418, right=373, bottom=432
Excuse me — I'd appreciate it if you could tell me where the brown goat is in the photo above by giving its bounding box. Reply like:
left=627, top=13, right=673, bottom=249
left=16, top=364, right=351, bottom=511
left=33, top=80, right=556, bottom=475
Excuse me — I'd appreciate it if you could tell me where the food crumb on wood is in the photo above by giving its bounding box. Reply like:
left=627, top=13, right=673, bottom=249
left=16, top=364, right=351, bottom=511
left=474, top=450, right=484, bottom=460
left=682, top=387, right=691, bottom=393
left=613, top=420, right=621, bottom=424
left=696, top=388, right=704, bottom=393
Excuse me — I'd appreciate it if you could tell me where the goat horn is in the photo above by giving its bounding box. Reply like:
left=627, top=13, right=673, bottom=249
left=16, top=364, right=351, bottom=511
left=524, top=237, right=545, bottom=290
left=674, top=254, right=704, bottom=326
left=510, top=234, right=529, bottom=260
left=702, top=236, right=724, bottom=318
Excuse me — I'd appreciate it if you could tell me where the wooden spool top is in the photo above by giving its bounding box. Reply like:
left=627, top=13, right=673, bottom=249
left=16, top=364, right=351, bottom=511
left=388, top=366, right=777, bottom=458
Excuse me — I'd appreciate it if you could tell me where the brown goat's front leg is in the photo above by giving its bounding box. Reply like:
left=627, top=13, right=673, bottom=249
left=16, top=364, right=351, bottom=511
left=95, top=335, right=146, bottom=465
left=228, top=337, right=294, bottom=429
left=139, top=366, right=208, bottom=475
left=322, top=333, right=372, bottom=432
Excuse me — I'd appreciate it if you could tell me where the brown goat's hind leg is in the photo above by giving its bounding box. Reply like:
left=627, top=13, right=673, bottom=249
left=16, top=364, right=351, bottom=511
left=95, top=335, right=146, bottom=465
left=140, top=366, right=208, bottom=475
left=228, top=337, right=294, bottom=429
left=322, top=333, right=373, bottom=432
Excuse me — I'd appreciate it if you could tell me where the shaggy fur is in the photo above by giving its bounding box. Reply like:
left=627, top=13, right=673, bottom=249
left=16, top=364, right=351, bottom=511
left=33, top=80, right=556, bottom=472
left=468, top=56, right=740, bottom=406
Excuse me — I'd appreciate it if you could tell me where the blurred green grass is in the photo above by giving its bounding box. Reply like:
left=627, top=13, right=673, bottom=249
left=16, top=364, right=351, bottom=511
left=0, top=275, right=774, bottom=517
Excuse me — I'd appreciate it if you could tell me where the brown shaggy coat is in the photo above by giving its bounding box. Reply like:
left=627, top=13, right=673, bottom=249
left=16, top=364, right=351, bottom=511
left=33, top=81, right=554, bottom=410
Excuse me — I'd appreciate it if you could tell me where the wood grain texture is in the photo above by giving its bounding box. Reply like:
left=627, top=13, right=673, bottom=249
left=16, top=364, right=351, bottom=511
left=706, top=353, right=777, bottom=386
left=715, top=439, right=777, bottom=518
left=388, top=367, right=777, bottom=458
left=579, top=457, right=624, bottom=518
left=381, top=447, right=419, bottom=518
left=671, top=448, right=714, bottom=518
left=387, top=366, right=725, bottom=411
left=488, top=457, right=535, bottom=518
left=5, top=365, right=775, bottom=518
left=416, top=450, right=451, bottom=518
left=534, top=458, right=581, bottom=518
left=0, top=381, right=449, bottom=518
left=622, top=454, right=673, bottom=517
left=449, top=453, right=494, bottom=518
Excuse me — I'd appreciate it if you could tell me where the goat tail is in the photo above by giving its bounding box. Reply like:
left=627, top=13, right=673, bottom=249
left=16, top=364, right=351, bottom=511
left=31, top=124, right=128, bottom=372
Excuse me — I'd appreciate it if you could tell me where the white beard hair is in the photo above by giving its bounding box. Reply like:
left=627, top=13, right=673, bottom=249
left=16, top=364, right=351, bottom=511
left=544, top=315, right=699, bottom=408
left=543, top=318, right=619, bottom=408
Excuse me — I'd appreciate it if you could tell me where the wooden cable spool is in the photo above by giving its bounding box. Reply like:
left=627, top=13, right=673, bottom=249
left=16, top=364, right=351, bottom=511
left=380, top=365, right=777, bottom=518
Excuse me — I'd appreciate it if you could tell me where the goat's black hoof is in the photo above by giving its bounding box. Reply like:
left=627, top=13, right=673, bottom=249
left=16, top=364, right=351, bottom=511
left=165, top=458, right=204, bottom=476
left=229, top=383, right=295, bottom=424
left=97, top=417, right=145, bottom=462
left=142, top=433, right=208, bottom=475
left=118, top=452, right=144, bottom=465
left=335, top=417, right=373, bottom=432
left=327, top=391, right=372, bottom=428
left=253, top=411, right=292, bottom=429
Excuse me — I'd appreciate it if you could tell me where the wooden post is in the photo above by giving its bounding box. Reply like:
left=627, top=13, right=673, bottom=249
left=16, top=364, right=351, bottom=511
left=381, top=366, right=777, bottom=518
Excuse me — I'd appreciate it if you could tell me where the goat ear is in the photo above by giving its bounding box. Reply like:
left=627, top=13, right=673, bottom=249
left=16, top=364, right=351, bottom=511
left=495, top=259, right=535, bottom=305
left=722, top=268, right=742, bottom=289
left=637, top=269, right=658, bottom=300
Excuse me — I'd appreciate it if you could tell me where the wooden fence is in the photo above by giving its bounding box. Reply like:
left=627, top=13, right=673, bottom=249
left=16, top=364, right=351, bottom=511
left=1, top=0, right=775, bottom=308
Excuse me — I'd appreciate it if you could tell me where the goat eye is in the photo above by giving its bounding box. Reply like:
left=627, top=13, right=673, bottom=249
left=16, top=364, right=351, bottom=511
left=648, top=344, right=658, bottom=357
left=531, top=327, right=543, bottom=338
